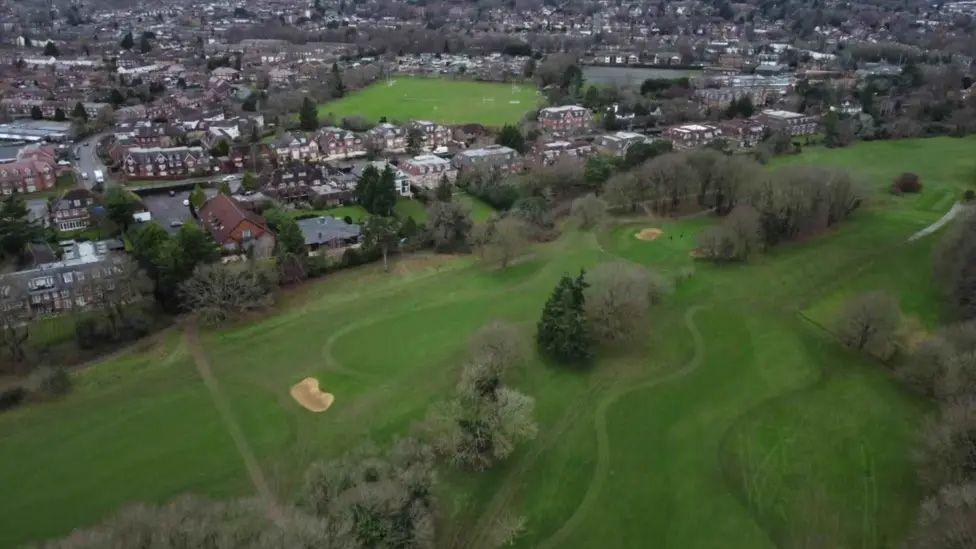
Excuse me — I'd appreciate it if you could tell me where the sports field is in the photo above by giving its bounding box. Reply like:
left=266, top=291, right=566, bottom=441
left=1, top=137, right=973, bottom=547
left=317, top=77, right=541, bottom=126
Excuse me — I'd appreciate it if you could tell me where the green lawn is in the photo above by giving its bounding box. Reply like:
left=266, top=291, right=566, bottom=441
left=0, top=137, right=969, bottom=547
left=317, top=77, right=542, bottom=126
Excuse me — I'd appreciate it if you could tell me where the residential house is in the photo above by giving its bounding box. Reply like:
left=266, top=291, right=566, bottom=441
left=534, top=140, right=593, bottom=166
left=366, top=123, right=407, bottom=153
left=51, top=188, right=96, bottom=231
left=0, top=240, right=139, bottom=321
left=123, top=146, right=213, bottom=180
left=271, top=132, right=320, bottom=163
left=453, top=145, right=522, bottom=174
left=316, top=127, right=368, bottom=160
left=401, top=154, right=456, bottom=189
left=406, top=120, right=452, bottom=152
left=663, top=124, right=721, bottom=150
left=296, top=216, right=361, bottom=255
left=594, top=131, right=646, bottom=156
left=756, top=109, right=819, bottom=136
left=718, top=119, right=766, bottom=148
left=198, top=194, right=276, bottom=258
left=537, top=105, right=593, bottom=135
left=0, top=145, right=58, bottom=195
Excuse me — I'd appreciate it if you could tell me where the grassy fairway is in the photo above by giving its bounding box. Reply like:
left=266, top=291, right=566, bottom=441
left=0, top=138, right=971, bottom=547
left=317, top=77, right=541, bottom=126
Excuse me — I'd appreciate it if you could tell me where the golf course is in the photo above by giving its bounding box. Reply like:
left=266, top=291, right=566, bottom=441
left=1, top=136, right=973, bottom=547
left=316, top=76, right=541, bottom=126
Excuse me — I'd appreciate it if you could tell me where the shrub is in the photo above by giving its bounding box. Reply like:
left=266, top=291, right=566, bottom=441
left=0, top=386, right=25, bottom=412
left=892, top=172, right=922, bottom=194
left=964, top=189, right=975, bottom=202
left=74, top=317, right=101, bottom=350
left=25, top=366, right=71, bottom=397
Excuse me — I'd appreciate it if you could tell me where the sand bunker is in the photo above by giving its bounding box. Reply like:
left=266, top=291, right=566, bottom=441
left=635, top=228, right=664, bottom=241
left=290, top=377, right=335, bottom=412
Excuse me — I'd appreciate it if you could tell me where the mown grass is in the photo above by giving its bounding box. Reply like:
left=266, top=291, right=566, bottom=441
left=317, top=77, right=541, bottom=127
left=0, top=137, right=968, bottom=547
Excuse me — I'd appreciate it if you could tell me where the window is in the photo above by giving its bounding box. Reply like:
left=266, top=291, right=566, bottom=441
left=242, top=229, right=252, bottom=239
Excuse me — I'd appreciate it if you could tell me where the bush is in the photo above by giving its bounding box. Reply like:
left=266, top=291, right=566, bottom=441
left=74, top=317, right=101, bottom=350
left=892, top=172, right=922, bottom=194
left=964, top=189, right=975, bottom=202
left=0, top=386, right=25, bottom=412
left=25, top=366, right=71, bottom=397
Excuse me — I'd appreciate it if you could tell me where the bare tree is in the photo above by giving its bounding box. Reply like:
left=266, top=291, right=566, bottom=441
left=583, top=262, right=663, bottom=344
left=910, top=481, right=976, bottom=549
left=179, top=262, right=278, bottom=325
left=570, top=193, right=607, bottom=229
left=420, top=321, right=536, bottom=471
left=484, top=217, right=528, bottom=269
left=916, top=398, right=976, bottom=491
left=836, top=291, right=901, bottom=359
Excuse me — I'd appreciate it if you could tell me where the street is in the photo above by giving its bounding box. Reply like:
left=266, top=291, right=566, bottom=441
left=73, top=132, right=109, bottom=190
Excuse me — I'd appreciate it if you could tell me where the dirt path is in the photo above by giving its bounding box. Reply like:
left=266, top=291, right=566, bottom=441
left=537, top=305, right=708, bottom=549
left=907, top=202, right=970, bottom=242
left=184, top=324, right=283, bottom=522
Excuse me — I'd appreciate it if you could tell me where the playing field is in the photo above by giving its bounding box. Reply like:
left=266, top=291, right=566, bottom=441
left=316, top=76, right=541, bottom=126
left=1, top=137, right=972, bottom=547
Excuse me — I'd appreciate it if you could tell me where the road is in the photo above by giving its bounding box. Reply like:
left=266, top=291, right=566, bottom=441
left=73, top=132, right=109, bottom=190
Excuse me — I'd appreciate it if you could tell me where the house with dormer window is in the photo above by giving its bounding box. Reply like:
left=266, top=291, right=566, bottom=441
left=122, top=146, right=213, bottom=180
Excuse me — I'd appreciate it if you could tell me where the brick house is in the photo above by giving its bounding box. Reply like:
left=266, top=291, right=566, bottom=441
left=406, top=120, right=452, bottom=151
left=534, top=140, right=594, bottom=166
left=538, top=105, right=593, bottom=135
left=315, top=127, right=368, bottom=160
left=402, top=154, right=456, bottom=189
left=271, top=132, right=320, bottom=163
left=123, top=146, right=213, bottom=180
left=718, top=119, right=767, bottom=148
left=0, top=240, right=140, bottom=321
left=366, top=123, right=407, bottom=153
left=198, top=194, right=276, bottom=258
left=755, top=109, right=819, bottom=136
left=51, top=188, right=96, bottom=231
left=594, top=131, right=647, bottom=156
left=0, top=146, right=58, bottom=195
left=663, top=124, right=721, bottom=150
left=453, top=145, right=522, bottom=174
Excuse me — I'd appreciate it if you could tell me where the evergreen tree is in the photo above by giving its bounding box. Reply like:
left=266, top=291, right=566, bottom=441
left=43, top=41, right=59, bottom=57
left=71, top=101, right=88, bottom=121
left=139, top=35, right=152, bottom=54
left=496, top=124, right=526, bottom=153
left=331, top=63, right=345, bottom=98
left=355, top=164, right=379, bottom=211
left=373, top=165, right=398, bottom=216
left=30, top=105, right=42, bottom=120
left=53, top=108, right=66, bottom=121
left=434, top=174, right=453, bottom=202
left=189, top=185, right=207, bottom=209
left=0, top=195, right=40, bottom=259
left=537, top=271, right=592, bottom=363
left=120, top=31, right=134, bottom=50
left=299, top=96, right=318, bottom=131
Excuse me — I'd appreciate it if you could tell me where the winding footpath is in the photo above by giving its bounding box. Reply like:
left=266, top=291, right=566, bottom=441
left=907, top=202, right=971, bottom=242
left=537, top=305, right=708, bottom=549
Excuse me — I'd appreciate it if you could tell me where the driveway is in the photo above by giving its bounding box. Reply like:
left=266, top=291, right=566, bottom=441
left=140, top=188, right=220, bottom=234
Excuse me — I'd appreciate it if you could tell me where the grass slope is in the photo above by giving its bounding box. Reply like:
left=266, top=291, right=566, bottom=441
left=317, top=77, right=541, bottom=126
left=0, top=137, right=971, bottom=547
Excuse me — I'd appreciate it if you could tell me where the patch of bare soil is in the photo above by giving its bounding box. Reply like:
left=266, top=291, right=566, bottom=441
left=290, top=377, right=335, bottom=412
left=635, top=228, right=664, bottom=241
